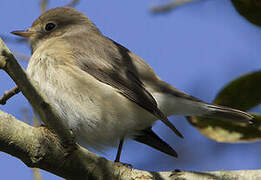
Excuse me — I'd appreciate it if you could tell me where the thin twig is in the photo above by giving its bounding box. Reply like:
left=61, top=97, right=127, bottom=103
left=40, top=0, right=79, bottom=13
left=22, top=108, right=30, bottom=124
left=66, top=0, right=79, bottom=7
left=0, top=37, right=74, bottom=145
left=14, top=52, right=30, bottom=61
left=0, top=35, right=30, bottom=61
left=40, top=0, right=48, bottom=13
left=151, top=0, right=196, bottom=13
left=22, top=109, right=42, bottom=180
left=1, top=34, right=28, bottom=44
left=33, top=114, right=41, bottom=127
left=0, top=86, right=20, bottom=105
left=32, top=168, right=42, bottom=180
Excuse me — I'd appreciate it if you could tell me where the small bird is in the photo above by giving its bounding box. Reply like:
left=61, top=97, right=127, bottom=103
left=12, top=7, right=253, bottom=161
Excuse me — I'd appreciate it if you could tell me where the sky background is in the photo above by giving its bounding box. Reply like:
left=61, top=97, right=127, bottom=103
left=0, top=0, right=261, bottom=179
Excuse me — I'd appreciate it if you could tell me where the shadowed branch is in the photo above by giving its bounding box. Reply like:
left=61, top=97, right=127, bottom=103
left=0, top=86, right=20, bottom=105
left=151, top=0, right=198, bottom=13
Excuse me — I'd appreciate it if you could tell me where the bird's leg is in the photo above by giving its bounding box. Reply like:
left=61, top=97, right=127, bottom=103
left=114, top=138, right=132, bottom=168
left=114, top=138, right=124, bottom=162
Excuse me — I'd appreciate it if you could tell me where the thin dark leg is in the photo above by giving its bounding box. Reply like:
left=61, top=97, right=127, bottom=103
left=114, top=138, right=124, bottom=162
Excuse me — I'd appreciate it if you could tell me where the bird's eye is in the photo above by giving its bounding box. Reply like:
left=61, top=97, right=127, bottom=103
left=45, top=23, right=56, bottom=32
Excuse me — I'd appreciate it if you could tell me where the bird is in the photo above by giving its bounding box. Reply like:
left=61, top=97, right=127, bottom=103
left=11, top=7, right=253, bottom=161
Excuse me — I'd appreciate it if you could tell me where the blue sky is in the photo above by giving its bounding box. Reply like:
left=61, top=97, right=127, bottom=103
left=0, top=0, right=261, bottom=179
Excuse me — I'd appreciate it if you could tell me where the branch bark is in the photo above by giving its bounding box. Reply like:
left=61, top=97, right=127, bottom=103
left=1, top=110, right=261, bottom=180
left=0, top=86, right=20, bottom=105
left=0, top=37, right=73, bottom=144
left=1, top=37, right=261, bottom=179
left=151, top=0, right=197, bottom=14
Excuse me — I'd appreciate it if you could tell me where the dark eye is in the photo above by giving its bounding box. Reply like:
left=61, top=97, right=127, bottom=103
left=45, top=23, right=56, bottom=32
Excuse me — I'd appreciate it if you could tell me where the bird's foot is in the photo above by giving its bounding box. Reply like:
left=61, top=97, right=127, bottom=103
left=114, top=161, right=133, bottom=169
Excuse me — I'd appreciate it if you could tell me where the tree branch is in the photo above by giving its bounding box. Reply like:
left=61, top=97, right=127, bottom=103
left=66, top=0, right=79, bottom=8
left=40, top=0, right=79, bottom=13
left=0, top=110, right=169, bottom=179
left=0, top=86, right=20, bottom=105
left=0, top=37, right=73, bottom=144
left=1, top=110, right=261, bottom=180
left=151, top=0, right=198, bottom=14
left=0, top=111, right=261, bottom=180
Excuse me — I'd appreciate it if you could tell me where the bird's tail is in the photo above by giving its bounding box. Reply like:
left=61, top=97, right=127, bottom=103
left=154, top=80, right=253, bottom=123
left=158, top=89, right=254, bottom=123
left=199, top=103, right=253, bottom=123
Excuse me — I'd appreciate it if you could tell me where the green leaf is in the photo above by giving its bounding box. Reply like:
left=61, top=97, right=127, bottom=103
left=231, top=0, right=261, bottom=26
left=187, top=71, right=261, bottom=142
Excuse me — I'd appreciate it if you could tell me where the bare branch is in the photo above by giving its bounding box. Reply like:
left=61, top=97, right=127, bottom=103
left=1, top=110, right=261, bottom=179
left=32, top=168, right=42, bottom=180
left=0, top=86, right=20, bottom=105
left=23, top=107, right=42, bottom=180
left=66, top=0, right=79, bottom=7
left=14, top=52, right=30, bottom=61
left=40, top=0, right=48, bottom=13
left=1, top=34, right=28, bottom=44
left=39, top=0, right=79, bottom=13
left=0, top=35, right=30, bottom=62
left=22, top=108, right=30, bottom=125
left=33, top=114, right=40, bottom=127
left=151, top=0, right=198, bottom=13
left=22, top=108, right=42, bottom=180
left=0, top=37, right=74, bottom=145
left=0, top=110, right=170, bottom=179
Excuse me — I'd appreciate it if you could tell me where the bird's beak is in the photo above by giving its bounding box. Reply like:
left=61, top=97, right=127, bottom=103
left=11, top=29, right=35, bottom=38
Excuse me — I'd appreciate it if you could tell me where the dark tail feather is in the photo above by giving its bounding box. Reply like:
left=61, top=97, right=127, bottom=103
left=203, top=104, right=254, bottom=123
left=133, top=128, right=178, bottom=158
left=154, top=110, right=183, bottom=139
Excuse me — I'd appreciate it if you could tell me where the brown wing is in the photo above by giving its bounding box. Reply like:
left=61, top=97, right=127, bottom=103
left=68, top=34, right=183, bottom=138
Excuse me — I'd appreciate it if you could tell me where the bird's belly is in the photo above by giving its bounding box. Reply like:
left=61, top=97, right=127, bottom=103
left=53, top=81, right=156, bottom=150
left=28, top=63, right=156, bottom=150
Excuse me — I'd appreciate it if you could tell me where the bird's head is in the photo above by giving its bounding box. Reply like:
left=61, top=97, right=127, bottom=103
left=11, top=7, right=100, bottom=52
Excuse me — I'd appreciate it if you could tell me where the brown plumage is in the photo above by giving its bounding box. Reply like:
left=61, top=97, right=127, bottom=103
left=12, top=7, right=253, bottom=161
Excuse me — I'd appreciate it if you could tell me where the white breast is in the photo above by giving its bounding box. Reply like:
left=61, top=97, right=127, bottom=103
left=27, top=52, right=156, bottom=151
